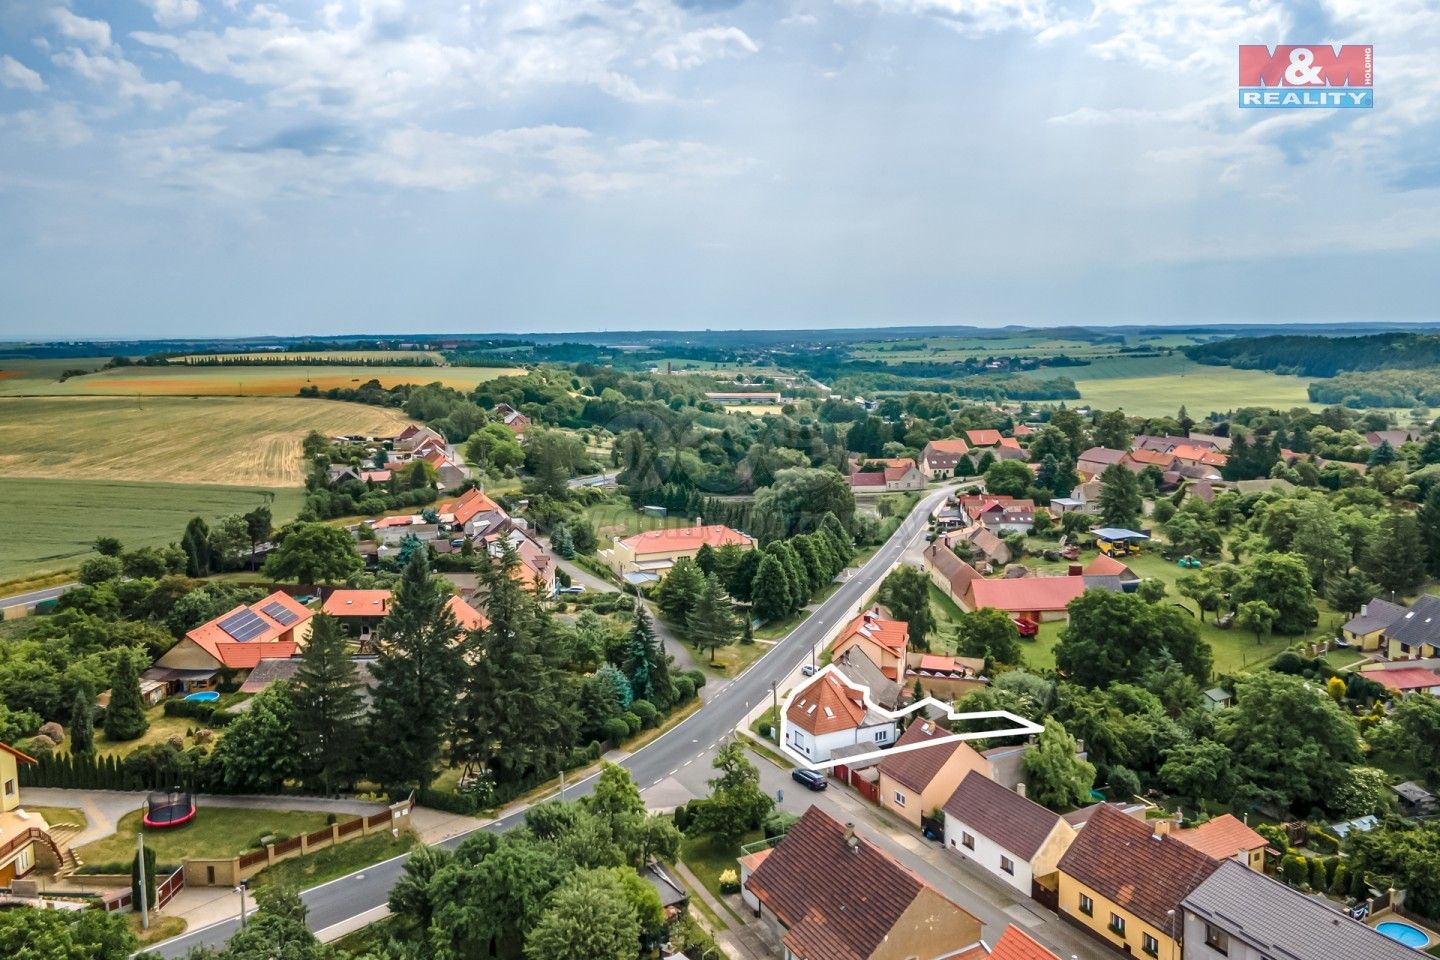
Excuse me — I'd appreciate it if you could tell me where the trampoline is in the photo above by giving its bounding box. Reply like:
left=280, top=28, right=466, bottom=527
left=143, top=789, right=197, bottom=829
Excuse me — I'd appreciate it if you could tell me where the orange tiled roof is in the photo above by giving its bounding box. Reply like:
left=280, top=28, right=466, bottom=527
left=990, top=925, right=1061, bottom=960
left=323, top=589, right=390, bottom=616
left=618, top=524, right=753, bottom=555
left=998, top=437, right=1022, bottom=450
left=1126, top=448, right=1176, bottom=467
left=1175, top=814, right=1267, bottom=860
left=837, top=607, right=908, bottom=654
left=967, top=577, right=1085, bottom=613
left=185, top=591, right=312, bottom=670
left=966, top=429, right=1002, bottom=447
left=787, top=671, right=867, bottom=736
left=926, top=438, right=971, bottom=455
left=1082, top=554, right=1130, bottom=578
left=449, top=487, right=503, bottom=525
left=1171, top=444, right=1228, bottom=466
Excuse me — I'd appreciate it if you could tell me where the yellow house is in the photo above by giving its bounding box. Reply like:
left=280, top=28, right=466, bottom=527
left=1341, top=599, right=1405, bottom=652
left=1056, top=806, right=1221, bottom=960
left=1383, top=595, right=1440, bottom=661
left=599, top=523, right=754, bottom=582
left=0, top=743, right=63, bottom=885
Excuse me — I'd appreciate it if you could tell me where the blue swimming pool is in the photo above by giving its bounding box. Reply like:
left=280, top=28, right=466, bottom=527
left=1377, top=921, right=1429, bottom=948
left=183, top=691, right=220, bottom=702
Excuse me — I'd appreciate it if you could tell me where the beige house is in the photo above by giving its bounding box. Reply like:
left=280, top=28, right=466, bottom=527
left=877, top=719, right=992, bottom=829
left=599, top=522, right=754, bottom=583
left=152, top=591, right=314, bottom=690
left=1, top=743, right=64, bottom=885
left=830, top=606, right=909, bottom=682
left=920, top=438, right=972, bottom=479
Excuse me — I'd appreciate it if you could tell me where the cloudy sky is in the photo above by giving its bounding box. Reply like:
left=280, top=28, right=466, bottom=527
left=1, top=0, right=1437, bottom=338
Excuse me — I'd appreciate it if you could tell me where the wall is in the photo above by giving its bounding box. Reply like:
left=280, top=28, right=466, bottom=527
left=1182, top=911, right=1264, bottom=960
left=943, top=814, right=1034, bottom=896
left=1058, top=872, right=1181, bottom=960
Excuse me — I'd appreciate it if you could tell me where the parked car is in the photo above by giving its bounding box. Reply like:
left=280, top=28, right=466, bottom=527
left=800, top=663, right=816, bottom=677
left=559, top=585, right=586, bottom=594
left=791, top=768, right=828, bottom=791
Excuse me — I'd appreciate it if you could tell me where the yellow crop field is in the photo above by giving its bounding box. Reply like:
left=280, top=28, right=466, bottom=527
left=0, top=363, right=523, bottom=397
left=0, top=396, right=415, bottom=487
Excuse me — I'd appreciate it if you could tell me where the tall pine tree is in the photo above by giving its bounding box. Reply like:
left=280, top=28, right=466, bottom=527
left=687, top=575, right=741, bottom=665
left=103, top=650, right=148, bottom=742
left=623, top=605, right=655, bottom=705
left=366, top=551, right=464, bottom=792
left=292, top=612, right=362, bottom=795
left=69, top=683, right=95, bottom=756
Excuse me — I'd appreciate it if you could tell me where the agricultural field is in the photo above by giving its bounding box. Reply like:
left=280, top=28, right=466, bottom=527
left=0, top=477, right=303, bottom=580
left=1067, top=355, right=1318, bottom=417
left=0, top=396, right=414, bottom=486
left=846, top=331, right=1210, bottom=363
left=173, top=350, right=442, bottom=363
left=0, top=360, right=522, bottom=397
left=722, top=403, right=786, bottom=416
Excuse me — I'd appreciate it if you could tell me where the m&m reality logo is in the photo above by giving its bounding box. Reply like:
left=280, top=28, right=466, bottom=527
left=1238, top=45, right=1373, bottom=108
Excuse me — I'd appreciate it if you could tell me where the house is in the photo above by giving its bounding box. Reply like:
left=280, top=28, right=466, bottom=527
left=1231, top=477, right=1294, bottom=495
left=1383, top=594, right=1440, bottom=660
left=1366, top=429, right=1421, bottom=449
left=1391, top=780, right=1438, bottom=816
left=323, top=588, right=488, bottom=646
left=966, top=429, right=1003, bottom=448
left=967, top=529, right=1014, bottom=568
left=447, top=487, right=504, bottom=527
left=152, top=591, right=314, bottom=688
left=925, top=542, right=983, bottom=605
left=878, top=719, right=992, bottom=828
left=986, top=926, right=1061, bottom=960
left=1059, top=801, right=1151, bottom=831
left=1370, top=666, right=1440, bottom=696
left=1122, top=448, right=1175, bottom=473
left=1182, top=858, right=1420, bottom=960
left=1341, top=598, right=1406, bottom=651
left=833, top=646, right=902, bottom=710
left=830, top=606, right=908, bottom=682
left=743, top=806, right=986, bottom=960
left=1174, top=814, right=1267, bottom=871
left=904, top=653, right=987, bottom=701
left=784, top=670, right=897, bottom=763
left=849, top=457, right=927, bottom=492
left=942, top=771, right=1077, bottom=899
left=992, top=439, right=1029, bottom=463
left=599, top=522, right=754, bottom=583
left=0, top=743, right=65, bottom=885
left=327, top=464, right=363, bottom=484
left=921, top=438, right=973, bottom=478
left=393, top=424, right=445, bottom=454
left=1056, top=806, right=1219, bottom=960
left=704, top=391, right=783, bottom=405
left=962, top=576, right=1087, bottom=622
left=1201, top=687, right=1231, bottom=713
left=360, top=469, right=392, bottom=483
left=1077, top=446, right=1127, bottom=479
left=1081, top=554, right=1139, bottom=591
left=958, top=495, right=1037, bottom=534
left=493, top=403, right=532, bottom=439
left=1049, top=479, right=1102, bottom=516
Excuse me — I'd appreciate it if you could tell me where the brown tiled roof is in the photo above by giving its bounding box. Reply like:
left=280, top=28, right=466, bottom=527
left=1057, top=805, right=1220, bottom=930
left=942, top=770, right=1064, bottom=861
left=786, top=671, right=866, bottom=735
left=877, top=718, right=963, bottom=792
left=746, top=807, right=976, bottom=960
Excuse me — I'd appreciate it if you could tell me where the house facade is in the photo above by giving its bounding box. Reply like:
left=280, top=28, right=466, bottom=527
left=1383, top=594, right=1440, bottom=660
left=848, top=457, right=927, bottom=492
left=830, top=606, right=908, bottom=682
left=921, top=438, right=973, bottom=478
left=0, top=743, right=64, bottom=885
left=784, top=671, right=897, bottom=763
left=962, top=576, right=1087, bottom=623
left=942, top=771, right=1076, bottom=899
left=877, top=719, right=988, bottom=829
left=599, top=522, right=754, bottom=582
left=1341, top=598, right=1405, bottom=651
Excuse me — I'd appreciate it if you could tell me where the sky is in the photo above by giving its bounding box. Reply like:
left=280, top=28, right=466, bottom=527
left=0, top=0, right=1438, bottom=339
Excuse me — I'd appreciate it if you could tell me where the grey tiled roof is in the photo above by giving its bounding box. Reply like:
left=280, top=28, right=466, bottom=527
left=1343, top=598, right=1406, bottom=636
left=1183, top=859, right=1421, bottom=960
left=1384, top=594, right=1440, bottom=649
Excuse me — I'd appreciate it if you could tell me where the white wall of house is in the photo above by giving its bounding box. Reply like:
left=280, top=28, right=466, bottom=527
left=786, top=721, right=896, bottom=763
left=943, top=812, right=1033, bottom=896
left=1182, top=912, right=1265, bottom=960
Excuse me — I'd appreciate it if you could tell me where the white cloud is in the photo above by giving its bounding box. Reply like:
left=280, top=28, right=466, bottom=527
left=144, top=0, right=201, bottom=28
left=50, top=9, right=113, bottom=50
left=842, top=0, right=1051, bottom=35
left=0, top=54, right=46, bottom=92
left=52, top=48, right=181, bottom=107
left=0, top=102, right=91, bottom=146
left=652, top=26, right=759, bottom=70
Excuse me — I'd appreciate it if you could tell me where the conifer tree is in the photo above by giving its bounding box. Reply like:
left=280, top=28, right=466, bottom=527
left=69, top=683, right=95, bottom=757
left=623, top=606, right=655, bottom=705
left=292, top=612, right=362, bottom=795
left=103, top=651, right=148, bottom=742
left=750, top=554, right=792, bottom=623
left=687, top=575, right=741, bottom=665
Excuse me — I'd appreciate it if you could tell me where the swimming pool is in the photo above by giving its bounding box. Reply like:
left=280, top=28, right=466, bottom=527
left=183, top=691, right=220, bottom=702
left=1377, top=921, right=1430, bottom=948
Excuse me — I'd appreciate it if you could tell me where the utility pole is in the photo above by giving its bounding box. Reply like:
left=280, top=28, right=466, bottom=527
left=136, top=832, right=149, bottom=931
left=770, top=680, right=779, bottom=742
left=559, top=767, right=566, bottom=802
left=237, top=881, right=248, bottom=928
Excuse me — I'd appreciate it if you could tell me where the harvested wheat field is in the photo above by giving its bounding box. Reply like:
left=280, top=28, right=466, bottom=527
left=0, top=396, right=415, bottom=486
left=0, top=363, right=522, bottom=397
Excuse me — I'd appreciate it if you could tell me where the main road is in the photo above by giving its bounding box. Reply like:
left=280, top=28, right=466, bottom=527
left=151, top=484, right=955, bottom=956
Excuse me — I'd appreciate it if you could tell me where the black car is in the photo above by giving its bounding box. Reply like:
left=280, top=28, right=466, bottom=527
left=791, top=768, right=828, bottom=791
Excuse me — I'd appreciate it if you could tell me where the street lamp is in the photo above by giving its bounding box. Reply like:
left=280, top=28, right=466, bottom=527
left=237, top=881, right=248, bottom=928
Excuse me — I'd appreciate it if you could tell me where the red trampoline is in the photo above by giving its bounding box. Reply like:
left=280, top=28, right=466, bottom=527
left=143, top=789, right=196, bottom=829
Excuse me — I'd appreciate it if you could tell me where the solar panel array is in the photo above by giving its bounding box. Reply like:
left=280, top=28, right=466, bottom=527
left=218, top=609, right=268, bottom=642
left=261, top=600, right=299, bottom=626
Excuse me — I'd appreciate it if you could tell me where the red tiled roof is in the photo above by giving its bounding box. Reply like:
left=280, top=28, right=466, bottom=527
left=1371, top=667, right=1440, bottom=692
left=966, top=429, right=1003, bottom=447
left=990, top=925, right=1061, bottom=960
left=926, top=438, right=972, bottom=456
left=618, top=524, right=753, bottom=555
left=849, top=472, right=887, bottom=487
left=998, top=437, right=1022, bottom=450
left=967, top=576, right=1085, bottom=613
left=213, top=640, right=298, bottom=669
left=323, top=589, right=390, bottom=616
left=942, top=770, right=1064, bottom=861
left=1057, top=805, right=1221, bottom=931
left=1012, top=425, right=1035, bottom=437
left=446, top=595, right=489, bottom=631
left=1126, top=448, right=1176, bottom=467
left=449, top=487, right=503, bottom=525
left=185, top=591, right=313, bottom=670
left=1175, top=814, right=1267, bottom=860
left=746, top=807, right=979, bottom=960
left=1078, top=446, right=1127, bottom=466
left=786, top=671, right=867, bottom=736
left=878, top=718, right=963, bottom=793
left=837, top=608, right=908, bottom=654
left=883, top=460, right=919, bottom=482
left=1082, top=554, right=1131, bottom=578
left=1171, top=444, right=1228, bottom=466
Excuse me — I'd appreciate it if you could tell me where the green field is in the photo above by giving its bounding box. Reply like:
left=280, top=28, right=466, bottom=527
left=77, top=807, right=334, bottom=868
left=0, top=477, right=302, bottom=580
left=1068, top=356, right=1318, bottom=417
left=174, top=350, right=442, bottom=363
left=847, top=332, right=1209, bottom=364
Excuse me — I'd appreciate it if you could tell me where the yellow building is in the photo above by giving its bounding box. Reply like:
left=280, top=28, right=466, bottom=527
left=599, top=523, right=754, bottom=583
left=1340, top=599, right=1405, bottom=652
left=1056, top=806, right=1220, bottom=960
left=0, top=743, right=63, bottom=885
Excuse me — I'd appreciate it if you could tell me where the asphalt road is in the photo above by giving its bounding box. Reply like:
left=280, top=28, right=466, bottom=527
left=150, top=485, right=954, bottom=956
left=0, top=582, right=75, bottom=610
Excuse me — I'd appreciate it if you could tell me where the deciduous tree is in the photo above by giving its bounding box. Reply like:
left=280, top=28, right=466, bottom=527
left=262, top=522, right=362, bottom=585
left=1097, top=463, right=1142, bottom=529
left=1022, top=717, right=1095, bottom=811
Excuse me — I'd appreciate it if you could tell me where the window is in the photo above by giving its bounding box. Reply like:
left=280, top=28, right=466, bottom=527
left=1142, top=933, right=1159, bottom=957
left=962, top=832, right=975, bottom=850
left=1078, top=894, right=1093, bottom=917
left=894, top=791, right=906, bottom=806
left=1000, top=855, right=1014, bottom=875
left=3, top=778, right=13, bottom=797
left=1204, top=925, right=1230, bottom=955
left=876, top=729, right=888, bottom=742
left=1108, top=913, right=1126, bottom=938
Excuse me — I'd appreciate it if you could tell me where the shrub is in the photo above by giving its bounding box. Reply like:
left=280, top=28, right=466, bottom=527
left=673, top=676, right=696, bottom=703
left=763, top=810, right=799, bottom=838
left=718, top=869, right=740, bottom=894
left=622, top=712, right=642, bottom=736
left=1256, top=823, right=1290, bottom=853
left=757, top=721, right=772, bottom=739
left=602, top=717, right=630, bottom=747
left=1281, top=853, right=1307, bottom=887
left=1106, top=765, right=1142, bottom=801
left=416, top=787, right=480, bottom=815
left=686, top=670, right=707, bottom=690
left=23, top=734, right=57, bottom=757
left=1330, top=862, right=1349, bottom=895
left=630, top=699, right=658, bottom=728
left=1307, top=826, right=1341, bottom=854
left=1308, top=857, right=1327, bottom=891
left=672, top=803, right=689, bottom=833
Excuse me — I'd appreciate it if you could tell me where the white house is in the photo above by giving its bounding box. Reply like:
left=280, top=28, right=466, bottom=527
left=784, top=671, right=898, bottom=763
left=942, top=770, right=1076, bottom=898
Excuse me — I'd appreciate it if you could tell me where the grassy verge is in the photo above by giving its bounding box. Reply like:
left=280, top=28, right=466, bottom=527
left=77, top=807, right=334, bottom=867
left=0, top=570, right=75, bottom=598
left=131, top=913, right=187, bottom=946
left=699, top=641, right=769, bottom=678
left=248, top=830, right=417, bottom=893
left=679, top=830, right=762, bottom=926
left=744, top=739, right=795, bottom=771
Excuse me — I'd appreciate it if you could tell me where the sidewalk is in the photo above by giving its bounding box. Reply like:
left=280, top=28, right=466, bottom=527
left=670, top=860, right=772, bottom=960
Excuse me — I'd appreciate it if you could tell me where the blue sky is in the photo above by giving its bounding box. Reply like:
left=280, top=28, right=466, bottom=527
left=0, top=0, right=1436, bottom=338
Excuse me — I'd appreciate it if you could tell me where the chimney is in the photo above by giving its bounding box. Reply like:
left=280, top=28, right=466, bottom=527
left=1153, top=818, right=1173, bottom=838
left=844, top=823, right=858, bottom=852
left=1068, top=564, right=1082, bottom=577
left=695, top=516, right=702, bottom=528
left=1015, top=782, right=1027, bottom=799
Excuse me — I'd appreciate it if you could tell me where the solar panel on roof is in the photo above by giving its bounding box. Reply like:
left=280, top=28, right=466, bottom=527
left=260, top=600, right=299, bottom=626
left=218, top=609, right=267, bottom=642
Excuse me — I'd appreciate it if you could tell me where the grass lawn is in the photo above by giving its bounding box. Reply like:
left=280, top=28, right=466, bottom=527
left=0, top=477, right=304, bottom=581
left=698, top=640, right=769, bottom=678
left=581, top=495, right=690, bottom=543
left=0, top=362, right=520, bottom=397
left=1068, top=356, right=1318, bottom=418
left=94, top=704, right=220, bottom=759
left=927, top=583, right=966, bottom=653
left=131, top=913, right=187, bottom=947
left=247, top=830, right=417, bottom=893
left=76, top=807, right=334, bottom=870
left=679, top=830, right=762, bottom=925
left=26, top=805, right=86, bottom=829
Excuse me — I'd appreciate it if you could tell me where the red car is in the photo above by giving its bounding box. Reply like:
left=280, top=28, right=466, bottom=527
left=1012, top=617, right=1039, bottom=638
